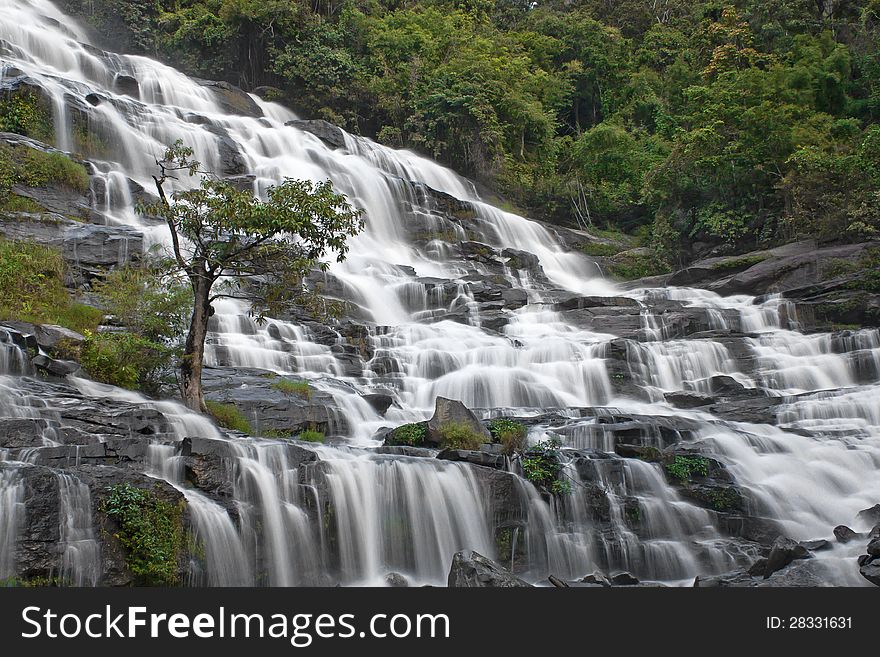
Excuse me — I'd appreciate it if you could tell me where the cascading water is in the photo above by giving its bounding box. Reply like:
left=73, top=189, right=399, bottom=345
left=56, top=472, right=100, bottom=586
left=1, top=0, right=879, bottom=587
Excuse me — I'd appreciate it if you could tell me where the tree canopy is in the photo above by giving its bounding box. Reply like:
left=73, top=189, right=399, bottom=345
left=67, top=0, right=880, bottom=261
left=141, top=141, right=363, bottom=410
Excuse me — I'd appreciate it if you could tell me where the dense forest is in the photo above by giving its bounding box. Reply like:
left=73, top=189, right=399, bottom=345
left=59, top=0, right=880, bottom=265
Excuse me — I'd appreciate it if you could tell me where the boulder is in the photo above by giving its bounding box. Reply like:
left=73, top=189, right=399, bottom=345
left=859, top=560, right=880, bottom=586
left=833, top=525, right=859, bottom=543
left=609, top=571, right=640, bottom=586
left=384, top=572, right=409, bottom=588
left=763, top=536, right=810, bottom=578
left=286, top=119, right=347, bottom=149
left=31, top=354, right=80, bottom=377
left=362, top=393, right=394, bottom=416
left=856, top=504, right=880, bottom=527
left=195, top=79, right=263, bottom=118
left=867, top=538, right=880, bottom=558
left=426, top=397, right=491, bottom=446
left=113, top=74, right=140, bottom=99
left=447, top=550, right=531, bottom=587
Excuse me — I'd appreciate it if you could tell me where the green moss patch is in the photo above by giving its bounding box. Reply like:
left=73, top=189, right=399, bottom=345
left=205, top=400, right=252, bottom=433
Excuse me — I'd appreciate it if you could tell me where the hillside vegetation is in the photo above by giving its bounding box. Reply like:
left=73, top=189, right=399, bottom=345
left=62, top=0, right=880, bottom=264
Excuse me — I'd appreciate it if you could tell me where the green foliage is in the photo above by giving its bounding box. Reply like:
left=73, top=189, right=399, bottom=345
left=665, top=455, right=710, bottom=481
left=80, top=331, right=170, bottom=391
left=63, top=0, right=880, bottom=256
left=82, top=261, right=190, bottom=394
left=0, top=143, right=89, bottom=208
left=437, top=421, right=485, bottom=450
left=0, top=238, right=102, bottom=333
left=0, top=194, right=43, bottom=213
left=520, top=438, right=569, bottom=495
left=606, top=250, right=672, bottom=280
left=388, top=421, right=427, bottom=446
left=488, top=417, right=527, bottom=454
left=272, top=378, right=312, bottom=399
left=141, top=141, right=363, bottom=322
left=297, top=429, right=325, bottom=443
left=0, top=91, right=53, bottom=143
left=99, top=483, right=184, bottom=586
left=205, top=400, right=252, bottom=433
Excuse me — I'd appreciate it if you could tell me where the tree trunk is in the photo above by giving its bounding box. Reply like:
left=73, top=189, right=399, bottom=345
left=180, top=271, right=212, bottom=413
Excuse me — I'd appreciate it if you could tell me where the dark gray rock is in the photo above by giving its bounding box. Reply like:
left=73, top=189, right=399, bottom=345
left=857, top=504, right=880, bottom=527
left=609, top=571, right=640, bottom=586
left=834, top=525, right=859, bottom=543
left=362, top=393, right=394, bottom=416
left=194, top=79, right=263, bottom=118
left=859, top=559, right=880, bottom=586
left=113, top=74, right=140, bottom=99
left=763, top=536, right=810, bottom=578
left=664, top=391, right=714, bottom=408
left=32, top=354, right=81, bottom=377
left=384, top=572, right=409, bottom=588
left=447, top=550, right=532, bottom=587
left=867, top=538, right=880, bottom=558
left=436, top=448, right=504, bottom=469
left=581, top=572, right=612, bottom=587
left=286, top=119, right=347, bottom=149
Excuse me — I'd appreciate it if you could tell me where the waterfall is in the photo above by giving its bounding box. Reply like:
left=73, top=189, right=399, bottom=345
left=56, top=472, right=100, bottom=586
left=0, top=468, right=24, bottom=581
left=1, top=0, right=879, bottom=587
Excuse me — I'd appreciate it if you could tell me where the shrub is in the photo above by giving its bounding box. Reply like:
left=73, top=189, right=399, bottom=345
left=0, top=91, right=53, bottom=143
left=388, top=422, right=427, bottom=447
left=99, top=483, right=185, bottom=586
left=607, top=250, right=671, bottom=280
left=521, top=439, right=570, bottom=495
left=272, top=378, right=312, bottom=399
left=488, top=418, right=527, bottom=455
left=0, top=238, right=102, bottom=333
left=93, top=263, right=191, bottom=345
left=298, top=429, right=325, bottom=443
left=80, top=331, right=170, bottom=392
left=438, top=421, right=484, bottom=450
left=665, top=455, right=710, bottom=481
left=205, top=400, right=252, bottom=433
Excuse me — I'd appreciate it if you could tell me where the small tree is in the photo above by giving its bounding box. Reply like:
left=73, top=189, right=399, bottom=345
left=141, top=141, right=363, bottom=412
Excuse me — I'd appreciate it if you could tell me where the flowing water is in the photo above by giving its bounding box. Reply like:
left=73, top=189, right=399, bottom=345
left=0, top=0, right=879, bottom=586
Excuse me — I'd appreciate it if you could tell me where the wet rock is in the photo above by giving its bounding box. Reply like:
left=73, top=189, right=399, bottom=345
left=426, top=397, right=491, bottom=445
left=833, top=525, right=859, bottom=543
left=581, top=572, right=612, bottom=587
left=286, top=119, right=346, bottom=149
left=202, top=367, right=348, bottom=437
left=113, top=74, right=140, bottom=99
left=609, top=572, right=640, bottom=586
left=857, top=504, right=880, bottom=527
left=362, top=393, right=394, bottom=416
left=32, top=354, right=80, bottom=377
left=762, top=537, right=810, bottom=578
left=384, top=572, right=409, bottom=588
left=798, top=539, right=831, bottom=552
left=861, top=560, right=880, bottom=586
left=867, top=538, right=880, bottom=558
left=664, top=391, right=714, bottom=408
left=447, top=550, right=532, bottom=587
left=436, top=448, right=504, bottom=469
left=709, top=375, right=746, bottom=395
left=195, top=79, right=263, bottom=118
